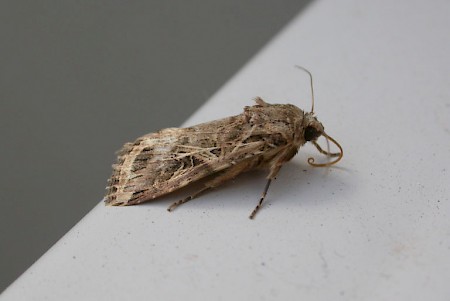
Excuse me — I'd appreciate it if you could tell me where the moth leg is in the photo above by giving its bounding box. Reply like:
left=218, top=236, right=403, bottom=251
left=167, top=186, right=209, bottom=212
left=167, top=163, right=249, bottom=212
left=249, top=165, right=282, bottom=219
left=249, top=179, right=272, bottom=219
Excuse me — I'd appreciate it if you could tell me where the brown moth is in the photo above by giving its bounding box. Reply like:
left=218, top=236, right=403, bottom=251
left=105, top=67, right=343, bottom=219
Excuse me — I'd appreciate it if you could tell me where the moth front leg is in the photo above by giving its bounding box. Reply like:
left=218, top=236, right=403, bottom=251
left=167, top=162, right=251, bottom=212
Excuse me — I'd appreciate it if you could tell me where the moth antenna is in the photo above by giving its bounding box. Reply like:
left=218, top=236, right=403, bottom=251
left=308, top=133, right=343, bottom=167
left=295, top=65, right=315, bottom=113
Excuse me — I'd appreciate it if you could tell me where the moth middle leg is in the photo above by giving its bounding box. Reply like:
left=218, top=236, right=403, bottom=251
left=249, top=164, right=282, bottom=219
left=248, top=178, right=272, bottom=219
left=167, top=163, right=250, bottom=212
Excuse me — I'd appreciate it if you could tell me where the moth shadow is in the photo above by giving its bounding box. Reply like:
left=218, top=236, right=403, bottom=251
left=215, top=160, right=350, bottom=212
left=265, top=160, right=351, bottom=208
left=140, top=159, right=350, bottom=214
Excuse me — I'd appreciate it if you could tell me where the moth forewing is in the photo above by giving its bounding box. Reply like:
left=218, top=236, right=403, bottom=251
left=107, top=99, right=300, bottom=204
left=105, top=69, right=343, bottom=219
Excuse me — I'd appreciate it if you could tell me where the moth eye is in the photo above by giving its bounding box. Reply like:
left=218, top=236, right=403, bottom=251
left=304, top=126, right=321, bottom=141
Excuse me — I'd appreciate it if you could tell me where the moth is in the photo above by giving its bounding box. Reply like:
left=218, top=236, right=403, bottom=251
left=105, top=66, right=343, bottom=219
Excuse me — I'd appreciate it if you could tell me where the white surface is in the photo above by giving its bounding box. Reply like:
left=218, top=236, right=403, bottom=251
left=3, top=0, right=450, bottom=300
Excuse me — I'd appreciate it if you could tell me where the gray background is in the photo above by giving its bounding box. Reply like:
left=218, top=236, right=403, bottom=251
left=0, top=0, right=312, bottom=292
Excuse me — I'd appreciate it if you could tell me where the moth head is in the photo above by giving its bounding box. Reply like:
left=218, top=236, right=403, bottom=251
left=303, top=114, right=324, bottom=142
left=295, top=65, right=343, bottom=167
left=302, top=112, right=343, bottom=167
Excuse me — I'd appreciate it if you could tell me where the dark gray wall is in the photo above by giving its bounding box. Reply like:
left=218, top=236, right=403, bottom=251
left=0, top=0, right=312, bottom=292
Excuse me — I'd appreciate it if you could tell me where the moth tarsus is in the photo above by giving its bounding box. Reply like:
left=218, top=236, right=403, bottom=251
left=167, top=197, right=191, bottom=212
left=105, top=67, right=343, bottom=219
left=167, top=185, right=207, bottom=212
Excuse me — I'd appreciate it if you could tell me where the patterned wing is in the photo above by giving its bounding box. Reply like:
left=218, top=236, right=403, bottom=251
left=106, top=116, right=267, bottom=205
left=105, top=101, right=299, bottom=206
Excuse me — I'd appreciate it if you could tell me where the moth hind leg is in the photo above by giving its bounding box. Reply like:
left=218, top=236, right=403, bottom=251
left=167, top=163, right=248, bottom=212
left=167, top=186, right=209, bottom=212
